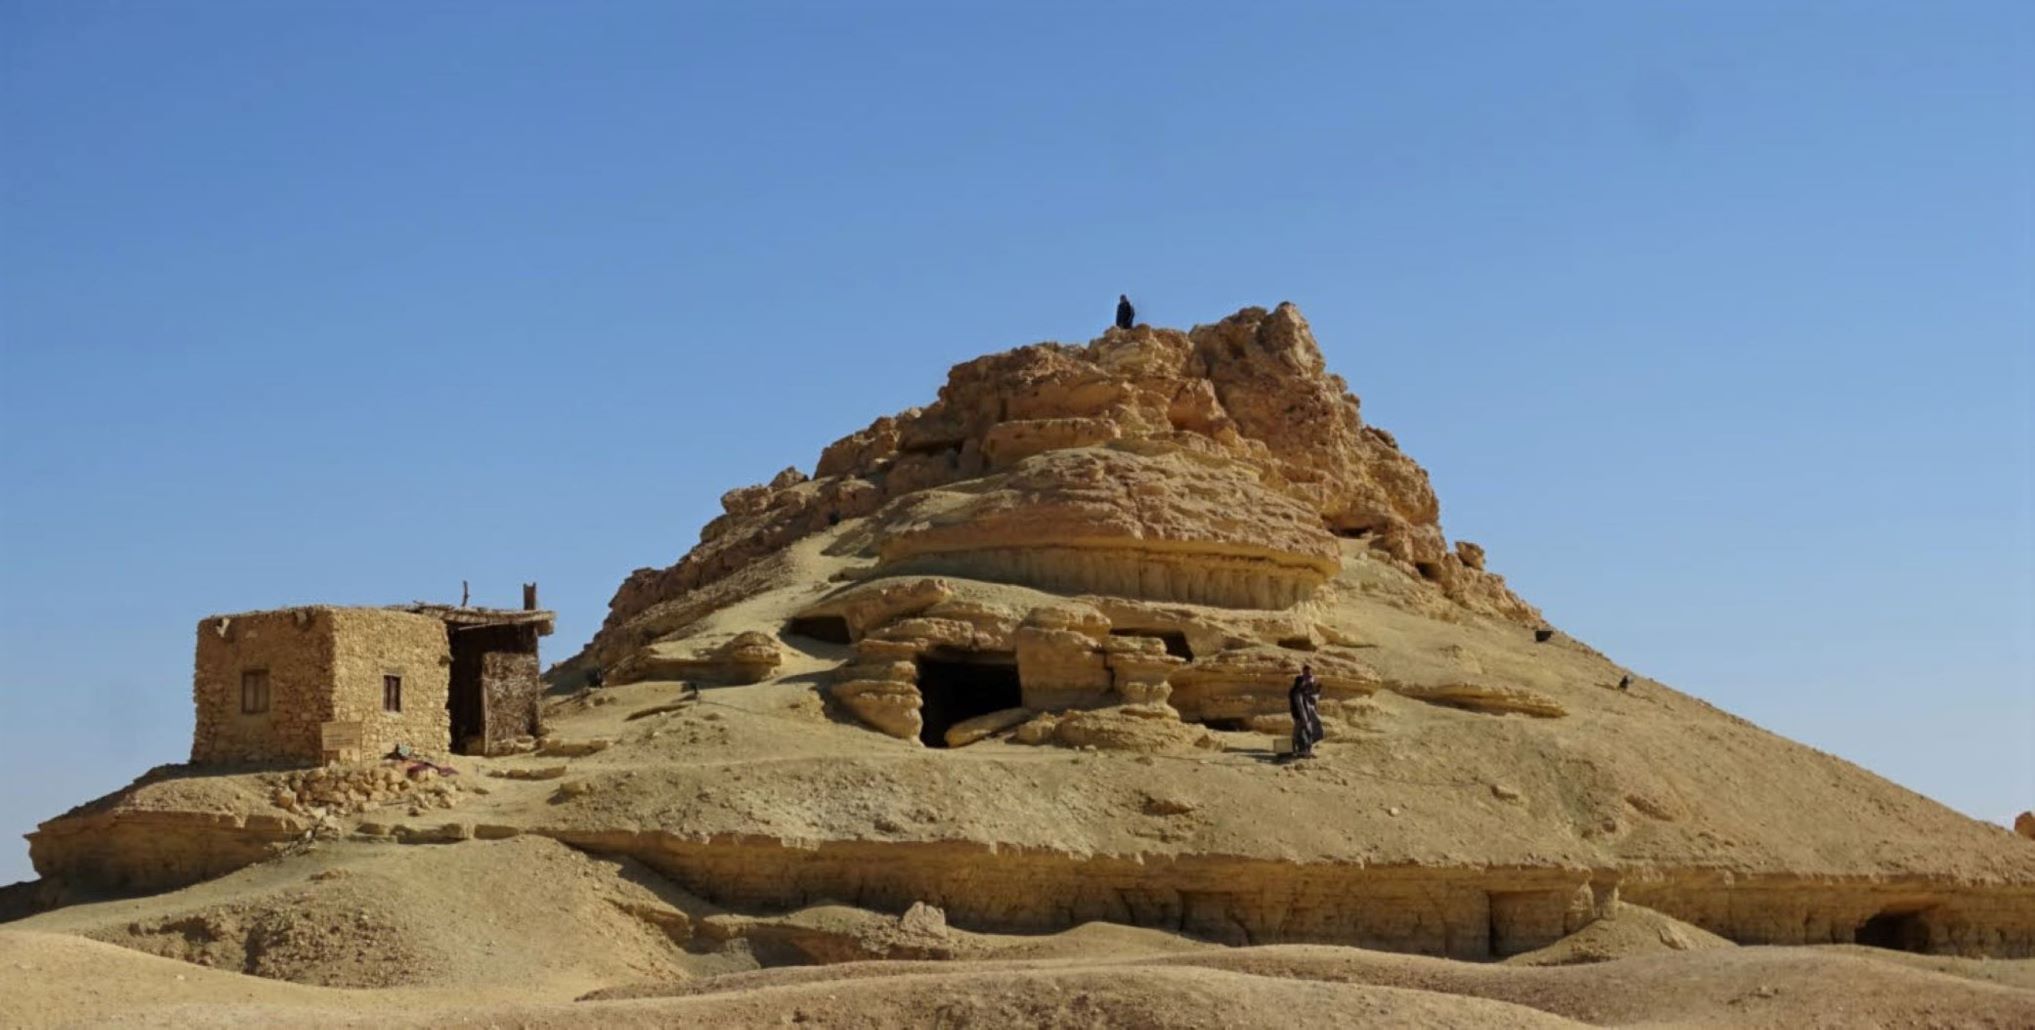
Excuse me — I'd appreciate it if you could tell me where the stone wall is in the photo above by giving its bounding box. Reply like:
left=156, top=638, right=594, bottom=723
left=191, top=609, right=336, bottom=765
left=327, top=608, right=451, bottom=759
left=481, top=648, right=542, bottom=752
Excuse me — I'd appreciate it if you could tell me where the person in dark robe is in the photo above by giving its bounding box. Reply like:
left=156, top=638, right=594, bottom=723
left=1115, top=294, right=1135, bottom=330
left=1288, top=664, right=1323, bottom=759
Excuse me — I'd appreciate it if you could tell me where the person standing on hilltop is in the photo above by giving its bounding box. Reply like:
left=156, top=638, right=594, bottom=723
left=1289, top=664, right=1323, bottom=759
left=1115, top=294, right=1136, bottom=330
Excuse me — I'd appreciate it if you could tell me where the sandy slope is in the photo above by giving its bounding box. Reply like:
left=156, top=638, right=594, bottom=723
left=7, top=923, right=2033, bottom=1029
left=13, top=837, right=720, bottom=994
left=6, top=841, right=2033, bottom=1028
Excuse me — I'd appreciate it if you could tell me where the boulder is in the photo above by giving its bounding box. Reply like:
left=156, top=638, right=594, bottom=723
left=1014, top=704, right=1217, bottom=754
left=1388, top=682, right=1567, bottom=719
left=943, top=707, right=1033, bottom=748
left=610, top=631, right=782, bottom=686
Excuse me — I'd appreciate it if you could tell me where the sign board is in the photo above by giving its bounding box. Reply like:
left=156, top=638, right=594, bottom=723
left=320, top=720, right=365, bottom=759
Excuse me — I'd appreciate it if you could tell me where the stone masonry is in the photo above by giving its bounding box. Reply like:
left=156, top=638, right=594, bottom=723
left=192, top=607, right=450, bottom=765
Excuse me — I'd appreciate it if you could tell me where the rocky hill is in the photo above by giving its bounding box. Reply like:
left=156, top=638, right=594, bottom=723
left=579, top=303, right=1531, bottom=683
left=8, top=303, right=2035, bottom=1026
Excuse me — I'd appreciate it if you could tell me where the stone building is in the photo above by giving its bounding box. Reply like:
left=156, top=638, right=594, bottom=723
left=191, top=602, right=554, bottom=766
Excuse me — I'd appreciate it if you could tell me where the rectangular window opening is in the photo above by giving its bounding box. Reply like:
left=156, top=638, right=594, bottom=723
left=240, top=669, right=271, bottom=714
left=383, top=674, right=402, bottom=712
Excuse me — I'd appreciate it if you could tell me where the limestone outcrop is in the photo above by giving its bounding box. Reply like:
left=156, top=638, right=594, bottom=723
left=870, top=449, right=1338, bottom=609
left=582, top=303, right=1535, bottom=673
left=798, top=574, right=1568, bottom=745
left=609, top=630, right=782, bottom=686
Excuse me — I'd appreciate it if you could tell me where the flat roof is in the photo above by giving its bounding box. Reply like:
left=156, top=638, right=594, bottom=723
left=395, top=603, right=556, bottom=634
left=200, top=603, right=556, bottom=636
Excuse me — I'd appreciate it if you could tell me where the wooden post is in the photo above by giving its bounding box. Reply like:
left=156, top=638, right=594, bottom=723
left=461, top=580, right=470, bottom=607
left=523, top=582, right=537, bottom=611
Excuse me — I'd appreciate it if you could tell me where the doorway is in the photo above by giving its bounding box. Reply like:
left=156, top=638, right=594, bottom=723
left=447, top=623, right=542, bottom=754
left=914, top=651, right=1022, bottom=748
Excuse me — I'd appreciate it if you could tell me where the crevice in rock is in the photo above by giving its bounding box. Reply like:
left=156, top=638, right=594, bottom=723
left=1109, top=629, right=1193, bottom=660
left=786, top=615, right=852, bottom=645
left=1856, top=908, right=1933, bottom=952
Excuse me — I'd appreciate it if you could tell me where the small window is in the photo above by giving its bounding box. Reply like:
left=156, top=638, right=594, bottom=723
left=382, top=674, right=402, bottom=712
left=240, top=670, right=271, bottom=714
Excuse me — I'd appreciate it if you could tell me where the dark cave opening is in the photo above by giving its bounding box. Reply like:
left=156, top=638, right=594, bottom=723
left=1855, top=909, right=1931, bottom=952
left=914, top=652, right=1023, bottom=748
left=786, top=615, right=852, bottom=645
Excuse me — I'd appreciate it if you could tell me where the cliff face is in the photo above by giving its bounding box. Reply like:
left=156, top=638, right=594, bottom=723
left=585, top=304, right=1532, bottom=673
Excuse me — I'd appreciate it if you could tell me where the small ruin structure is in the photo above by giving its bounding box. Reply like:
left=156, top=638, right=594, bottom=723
left=191, top=598, right=554, bottom=765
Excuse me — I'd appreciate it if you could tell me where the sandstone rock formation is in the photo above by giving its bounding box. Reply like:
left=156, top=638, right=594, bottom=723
left=584, top=304, right=1536, bottom=675
left=609, top=630, right=781, bottom=686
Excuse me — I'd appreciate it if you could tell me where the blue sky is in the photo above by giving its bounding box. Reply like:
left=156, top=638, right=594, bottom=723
left=1, top=2, right=2030, bottom=884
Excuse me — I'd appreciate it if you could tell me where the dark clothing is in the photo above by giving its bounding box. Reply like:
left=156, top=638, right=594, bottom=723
left=1288, top=673, right=1323, bottom=756
left=1115, top=297, right=1135, bottom=330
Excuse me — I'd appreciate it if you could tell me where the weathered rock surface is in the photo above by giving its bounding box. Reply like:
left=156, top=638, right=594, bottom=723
left=872, top=449, right=1339, bottom=609
left=610, top=630, right=782, bottom=686
left=583, top=304, right=1536, bottom=672
left=943, top=707, right=1033, bottom=748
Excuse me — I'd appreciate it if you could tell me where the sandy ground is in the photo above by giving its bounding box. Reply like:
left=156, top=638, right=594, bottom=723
left=6, top=921, right=2034, bottom=1028
left=5, top=839, right=2033, bottom=1028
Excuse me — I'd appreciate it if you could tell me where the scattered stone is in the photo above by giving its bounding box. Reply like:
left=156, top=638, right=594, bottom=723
left=626, top=696, right=700, bottom=721
left=538, top=738, right=613, bottom=758
left=897, top=901, right=946, bottom=937
left=1626, top=793, right=1680, bottom=822
left=1141, top=793, right=1197, bottom=816
left=487, top=765, right=569, bottom=781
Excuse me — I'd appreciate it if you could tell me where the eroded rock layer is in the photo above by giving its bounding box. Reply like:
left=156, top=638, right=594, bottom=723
left=550, top=831, right=2035, bottom=960
left=583, top=304, right=1534, bottom=673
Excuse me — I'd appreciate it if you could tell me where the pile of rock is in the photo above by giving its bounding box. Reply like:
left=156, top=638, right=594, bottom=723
left=268, top=762, right=464, bottom=818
